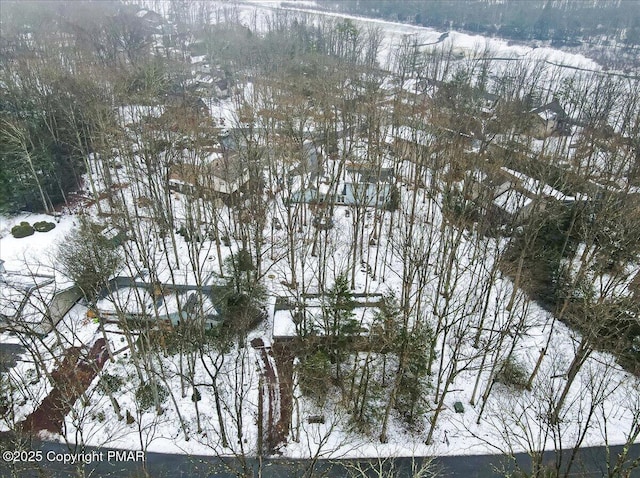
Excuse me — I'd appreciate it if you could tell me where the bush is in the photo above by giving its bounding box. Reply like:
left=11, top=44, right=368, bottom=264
left=11, top=221, right=34, bottom=238
left=191, top=388, right=201, bottom=402
left=496, top=357, right=529, bottom=390
left=136, top=382, right=168, bottom=411
left=97, top=373, right=124, bottom=395
left=0, top=394, right=9, bottom=417
left=33, top=221, right=56, bottom=232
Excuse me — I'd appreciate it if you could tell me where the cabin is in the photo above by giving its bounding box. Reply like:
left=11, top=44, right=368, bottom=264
left=272, top=293, right=384, bottom=342
left=336, top=182, right=392, bottom=208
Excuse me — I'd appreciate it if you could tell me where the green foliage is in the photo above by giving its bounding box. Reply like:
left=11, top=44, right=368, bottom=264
left=33, top=221, right=56, bottom=232
left=97, top=373, right=124, bottom=395
left=297, top=350, right=332, bottom=401
left=507, top=201, right=576, bottom=306
left=135, top=382, right=168, bottom=412
left=442, top=189, right=478, bottom=225
left=0, top=73, right=111, bottom=212
left=371, top=291, right=401, bottom=348
left=10, top=221, right=34, bottom=238
left=324, top=273, right=358, bottom=338
left=495, top=357, right=529, bottom=391
left=324, top=0, right=639, bottom=46
left=118, top=60, right=170, bottom=102
left=177, top=224, right=203, bottom=243
left=214, top=252, right=266, bottom=335
left=394, top=323, right=433, bottom=427
left=191, top=388, right=201, bottom=402
left=384, top=184, right=400, bottom=212
left=57, top=218, right=123, bottom=300
left=236, top=249, right=255, bottom=271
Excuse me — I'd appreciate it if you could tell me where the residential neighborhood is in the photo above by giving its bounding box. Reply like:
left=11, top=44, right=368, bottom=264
left=0, top=1, right=639, bottom=477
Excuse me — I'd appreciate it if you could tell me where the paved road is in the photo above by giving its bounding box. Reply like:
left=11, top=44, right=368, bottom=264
left=0, top=438, right=637, bottom=477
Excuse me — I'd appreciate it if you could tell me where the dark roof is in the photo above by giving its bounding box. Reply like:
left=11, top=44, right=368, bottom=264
left=530, top=98, right=567, bottom=118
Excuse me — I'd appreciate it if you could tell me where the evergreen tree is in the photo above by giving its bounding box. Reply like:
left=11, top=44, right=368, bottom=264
left=322, top=273, right=358, bottom=381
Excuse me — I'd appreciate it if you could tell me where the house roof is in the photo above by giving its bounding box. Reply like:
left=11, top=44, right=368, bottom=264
left=95, top=287, right=219, bottom=324
left=493, top=188, right=532, bottom=216
left=530, top=99, right=567, bottom=119
left=169, top=152, right=248, bottom=190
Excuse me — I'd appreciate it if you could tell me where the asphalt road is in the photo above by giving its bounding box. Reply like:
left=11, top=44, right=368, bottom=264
left=0, top=438, right=637, bottom=477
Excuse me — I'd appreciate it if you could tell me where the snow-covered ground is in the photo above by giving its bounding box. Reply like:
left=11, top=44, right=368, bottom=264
left=234, top=0, right=600, bottom=71
left=0, top=0, right=638, bottom=465
left=1, top=166, right=638, bottom=459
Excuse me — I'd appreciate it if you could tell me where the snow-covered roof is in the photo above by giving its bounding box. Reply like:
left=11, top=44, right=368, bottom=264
left=393, top=126, right=434, bottom=147
left=95, top=286, right=219, bottom=325
left=272, top=296, right=381, bottom=339
left=501, top=167, right=576, bottom=201
left=0, top=274, right=56, bottom=326
left=493, top=189, right=532, bottom=216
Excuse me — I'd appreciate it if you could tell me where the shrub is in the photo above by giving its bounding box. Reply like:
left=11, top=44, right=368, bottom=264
left=191, top=388, right=201, bottom=402
left=136, top=382, right=168, bottom=411
left=126, top=410, right=135, bottom=424
left=11, top=221, right=34, bottom=238
left=0, top=394, right=9, bottom=417
left=97, top=373, right=124, bottom=395
left=496, top=357, right=529, bottom=390
left=33, top=221, right=56, bottom=232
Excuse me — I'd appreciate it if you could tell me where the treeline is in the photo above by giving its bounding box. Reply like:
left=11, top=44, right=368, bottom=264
left=0, top=0, right=386, bottom=214
left=0, top=1, right=182, bottom=213
left=316, top=0, right=640, bottom=47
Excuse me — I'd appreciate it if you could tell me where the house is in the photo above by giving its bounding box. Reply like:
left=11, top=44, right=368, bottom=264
left=272, top=293, right=384, bottom=341
left=336, top=182, right=392, bottom=208
left=169, top=152, right=250, bottom=199
left=346, top=165, right=394, bottom=184
left=136, top=9, right=165, bottom=27
left=165, top=93, right=209, bottom=117
left=285, top=140, right=321, bottom=177
left=529, top=99, right=571, bottom=138
left=0, top=271, right=56, bottom=334
left=388, top=125, right=435, bottom=162
left=288, top=181, right=392, bottom=209
left=93, top=283, right=219, bottom=330
left=491, top=184, right=536, bottom=222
